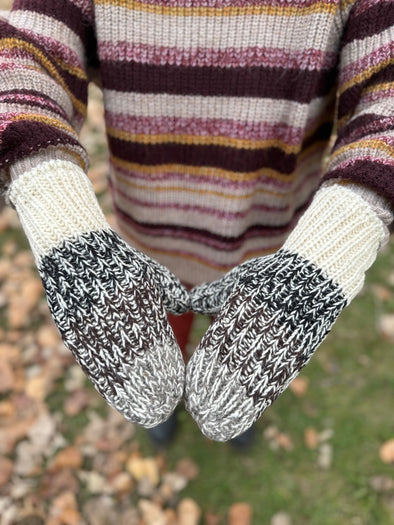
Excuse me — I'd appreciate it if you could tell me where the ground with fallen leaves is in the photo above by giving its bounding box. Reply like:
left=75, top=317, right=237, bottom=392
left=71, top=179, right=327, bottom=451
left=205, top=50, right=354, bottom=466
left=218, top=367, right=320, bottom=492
left=0, top=14, right=394, bottom=522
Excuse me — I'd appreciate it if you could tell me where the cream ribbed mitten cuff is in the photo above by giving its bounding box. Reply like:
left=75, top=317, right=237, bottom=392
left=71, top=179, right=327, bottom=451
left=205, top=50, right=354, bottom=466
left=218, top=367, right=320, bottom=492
left=10, top=160, right=189, bottom=428
left=9, top=160, right=109, bottom=262
left=284, top=184, right=386, bottom=302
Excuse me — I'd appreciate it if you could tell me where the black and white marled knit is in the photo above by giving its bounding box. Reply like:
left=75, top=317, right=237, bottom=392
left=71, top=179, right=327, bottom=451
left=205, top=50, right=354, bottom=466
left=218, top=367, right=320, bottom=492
left=186, top=249, right=347, bottom=441
left=38, top=228, right=190, bottom=428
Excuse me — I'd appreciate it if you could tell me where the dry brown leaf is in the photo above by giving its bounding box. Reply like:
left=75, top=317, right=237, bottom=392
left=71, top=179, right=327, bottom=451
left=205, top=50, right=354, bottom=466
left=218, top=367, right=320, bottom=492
left=271, top=512, right=292, bottom=525
left=276, top=433, right=294, bottom=451
left=0, top=417, right=36, bottom=454
left=0, top=343, right=20, bottom=363
left=369, top=475, right=394, bottom=493
left=178, top=498, right=202, bottom=525
left=304, top=427, right=319, bottom=449
left=63, top=389, right=89, bottom=416
left=379, top=439, right=394, bottom=464
left=25, top=375, right=48, bottom=402
left=49, top=446, right=83, bottom=472
left=0, top=457, right=13, bottom=487
left=317, top=443, right=333, bottom=470
left=176, top=458, right=200, bottom=481
left=49, top=491, right=81, bottom=525
left=205, top=510, right=222, bottom=525
left=289, top=376, right=309, bottom=397
left=36, top=324, right=61, bottom=349
left=228, top=502, right=253, bottom=525
left=20, top=278, right=43, bottom=310
left=379, top=315, right=394, bottom=342
left=0, top=359, right=14, bottom=393
left=126, top=456, right=160, bottom=486
left=138, top=499, right=167, bottom=525
left=109, top=472, right=133, bottom=493
left=0, top=400, right=16, bottom=419
left=371, top=285, right=393, bottom=301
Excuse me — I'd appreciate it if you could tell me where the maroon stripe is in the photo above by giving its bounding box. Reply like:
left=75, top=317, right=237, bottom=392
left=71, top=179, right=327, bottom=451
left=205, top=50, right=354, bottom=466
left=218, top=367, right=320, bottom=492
left=113, top=200, right=310, bottom=251
left=0, top=120, right=83, bottom=170
left=342, top=1, right=394, bottom=45
left=11, top=0, right=91, bottom=44
left=323, top=160, right=394, bottom=205
left=108, top=136, right=297, bottom=174
left=101, top=61, right=336, bottom=102
left=338, top=65, right=394, bottom=120
left=303, top=121, right=334, bottom=150
left=0, top=89, right=69, bottom=121
left=335, top=113, right=394, bottom=149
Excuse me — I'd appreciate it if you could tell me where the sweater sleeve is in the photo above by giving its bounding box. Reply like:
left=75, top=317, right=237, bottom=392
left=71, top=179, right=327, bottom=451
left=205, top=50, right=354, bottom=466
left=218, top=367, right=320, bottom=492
left=0, top=0, right=97, bottom=200
left=321, top=0, right=394, bottom=206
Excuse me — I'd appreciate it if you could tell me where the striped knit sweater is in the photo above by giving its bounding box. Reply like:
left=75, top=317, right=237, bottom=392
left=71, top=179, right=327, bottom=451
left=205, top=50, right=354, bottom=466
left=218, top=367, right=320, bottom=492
left=0, top=0, right=393, bottom=285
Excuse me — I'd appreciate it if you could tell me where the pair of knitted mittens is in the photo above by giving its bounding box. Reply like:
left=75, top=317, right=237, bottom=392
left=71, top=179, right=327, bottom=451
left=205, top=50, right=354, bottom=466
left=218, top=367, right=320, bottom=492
left=10, top=160, right=190, bottom=428
left=185, top=184, right=386, bottom=441
left=10, top=161, right=386, bottom=437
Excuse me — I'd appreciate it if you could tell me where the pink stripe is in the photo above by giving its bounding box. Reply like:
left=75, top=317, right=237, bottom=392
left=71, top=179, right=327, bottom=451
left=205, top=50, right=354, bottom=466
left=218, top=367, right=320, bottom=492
left=341, top=42, right=394, bottom=84
left=99, top=41, right=336, bottom=70
left=112, top=169, right=318, bottom=218
left=1, top=31, right=82, bottom=69
left=362, top=88, right=394, bottom=104
left=333, top=156, right=394, bottom=172
left=0, top=93, right=68, bottom=118
left=113, top=163, right=294, bottom=191
left=131, top=0, right=336, bottom=9
left=105, top=112, right=304, bottom=143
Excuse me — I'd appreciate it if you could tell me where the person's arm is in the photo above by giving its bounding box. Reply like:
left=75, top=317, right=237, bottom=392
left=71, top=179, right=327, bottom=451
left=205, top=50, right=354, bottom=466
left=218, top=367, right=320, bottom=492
left=1, top=1, right=190, bottom=427
left=185, top=0, right=394, bottom=441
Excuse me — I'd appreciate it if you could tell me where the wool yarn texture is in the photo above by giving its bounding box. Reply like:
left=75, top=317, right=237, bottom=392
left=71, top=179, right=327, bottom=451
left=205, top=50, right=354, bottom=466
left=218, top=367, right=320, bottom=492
left=186, top=185, right=386, bottom=441
left=10, top=160, right=190, bottom=428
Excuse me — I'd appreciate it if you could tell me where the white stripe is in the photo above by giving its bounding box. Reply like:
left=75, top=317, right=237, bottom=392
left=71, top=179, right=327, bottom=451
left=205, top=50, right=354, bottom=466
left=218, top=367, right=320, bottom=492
left=95, top=6, right=341, bottom=53
left=104, top=89, right=326, bottom=126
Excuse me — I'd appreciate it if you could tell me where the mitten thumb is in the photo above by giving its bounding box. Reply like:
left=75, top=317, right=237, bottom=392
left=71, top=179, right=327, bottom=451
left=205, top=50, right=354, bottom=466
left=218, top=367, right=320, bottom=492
left=190, top=255, right=274, bottom=315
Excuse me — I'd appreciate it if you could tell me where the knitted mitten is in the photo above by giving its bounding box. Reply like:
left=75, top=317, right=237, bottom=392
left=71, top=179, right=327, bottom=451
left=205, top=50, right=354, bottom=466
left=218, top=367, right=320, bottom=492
left=10, top=160, right=190, bottom=428
left=186, top=185, right=385, bottom=441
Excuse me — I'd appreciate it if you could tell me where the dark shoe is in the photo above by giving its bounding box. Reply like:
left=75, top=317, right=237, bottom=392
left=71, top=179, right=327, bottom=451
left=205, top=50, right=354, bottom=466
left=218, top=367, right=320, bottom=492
left=147, top=412, right=177, bottom=446
left=229, top=425, right=255, bottom=451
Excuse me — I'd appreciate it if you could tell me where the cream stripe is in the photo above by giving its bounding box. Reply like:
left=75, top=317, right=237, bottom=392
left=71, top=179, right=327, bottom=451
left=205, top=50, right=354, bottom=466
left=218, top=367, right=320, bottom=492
left=340, top=28, right=394, bottom=70
left=284, top=185, right=385, bottom=301
left=0, top=68, right=76, bottom=119
left=95, top=8, right=340, bottom=52
left=9, top=11, right=84, bottom=59
left=103, top=90, right=325, bottom=126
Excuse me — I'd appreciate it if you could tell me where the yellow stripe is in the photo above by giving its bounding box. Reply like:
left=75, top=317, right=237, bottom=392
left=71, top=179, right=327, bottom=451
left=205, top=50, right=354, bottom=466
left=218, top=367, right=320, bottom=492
left=0, top=38, right=86, bottom=116
left=113, top=171, right=289, bottom=199
left=339, top=58, right=394, bottom=95
left=329, top=139, right=394, bottom=163
left=107, top=126, right=300, bottom=154
left=111, top=155, right=297, bottom=183
left=96, top=0, right=337, bottom=16
left=10, top=113, right=77, bottom=135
